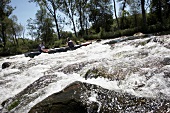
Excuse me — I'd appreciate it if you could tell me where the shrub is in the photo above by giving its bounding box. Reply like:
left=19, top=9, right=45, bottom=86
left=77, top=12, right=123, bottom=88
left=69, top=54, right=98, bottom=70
left=8, top=100, right=20, bottom=111
left=83, top=34, right=100, bottom=40
left=54, top=40, right=63, bottom=48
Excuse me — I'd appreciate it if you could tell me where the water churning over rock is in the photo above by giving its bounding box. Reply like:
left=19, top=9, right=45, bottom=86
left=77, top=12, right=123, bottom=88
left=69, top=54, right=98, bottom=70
left=0, top=35, right=170, bottom=112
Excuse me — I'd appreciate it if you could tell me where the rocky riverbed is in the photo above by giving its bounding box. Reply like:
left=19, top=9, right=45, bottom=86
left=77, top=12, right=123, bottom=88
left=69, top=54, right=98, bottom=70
left=0, top=34, right=170, bottom=113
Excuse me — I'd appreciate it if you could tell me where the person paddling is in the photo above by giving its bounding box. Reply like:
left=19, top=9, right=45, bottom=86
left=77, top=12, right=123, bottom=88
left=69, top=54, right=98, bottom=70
left=67, top=37, right=75, bottom=49
left=38, top=42, right=48, bottom=53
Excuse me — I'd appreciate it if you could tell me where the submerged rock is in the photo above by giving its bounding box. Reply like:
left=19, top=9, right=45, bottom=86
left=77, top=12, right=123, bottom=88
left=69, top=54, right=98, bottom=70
left=2, top=62, right=11, bottom=69
left=1, top=35, right=170, bottom=113
left=161, top=57, right=170, bottom=65
left=29, top=81, right=170, bottom=113
left=29, top=81, right=87, bottom=113
left=1, top=74, right=60, bottom=113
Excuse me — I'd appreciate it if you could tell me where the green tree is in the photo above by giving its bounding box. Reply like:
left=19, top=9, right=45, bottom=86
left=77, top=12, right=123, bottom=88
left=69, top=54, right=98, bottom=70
left=150, top=0, right=170, bottom=24
left=113, top=0, right=120, bottom=29
left=27, top=8, right=55, bottom=46
left=29, top=0, right=62, bottom=39
left=129, top=0, right=141, bottom=27
left=88, top=0, right=113, bottom=33
left=27, top=18, right=38, bottom=40
left=118, top=0, right=133, bottom=29
left=76, top=0, right=91, bottom=36
left=8, top=15, right=23, bottom=46
left=61, top=0, right=78, bottom=37
left=75, top=0, right=89, bottom=36
left=0, top=0, right=14, bottom=48
left=141, top=0, right=147, bottom=28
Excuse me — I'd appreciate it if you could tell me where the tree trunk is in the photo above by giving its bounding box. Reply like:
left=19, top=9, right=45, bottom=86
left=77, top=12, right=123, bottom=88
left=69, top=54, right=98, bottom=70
left=113, top=0, right=120, bottom=29
left=1, top=23, right=6, bottom=49
left=165, top=0, right=170, bottom=18
left=78, top=2, right=84, bottom=36
left=48, top=1, right=61, bottom=40
left=71, top=16, right=78, bottom=37
left=85, top=17, right=88, bottom=35
left=22, top=28, right=25, bottom=44
left=12, top=26, right=18, bottom=46
left=51, top=3, right=61, bottom=40
left=53, top=14, right=61, bottom=40
left=141, top=0, right=147, bottom=28
left=64, top=0, right=77, bottom=37
left=121, top=0, right=126, bottom=29
left=134, top=14, right=137, bottom=27
left=158, top=0, right=162, bottom=23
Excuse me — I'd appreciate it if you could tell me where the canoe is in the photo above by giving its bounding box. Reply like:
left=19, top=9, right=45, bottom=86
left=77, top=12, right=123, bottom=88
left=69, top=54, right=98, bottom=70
left=24, top=51, right=41, bottom=58
left=25, top=42, right=92, bottom=58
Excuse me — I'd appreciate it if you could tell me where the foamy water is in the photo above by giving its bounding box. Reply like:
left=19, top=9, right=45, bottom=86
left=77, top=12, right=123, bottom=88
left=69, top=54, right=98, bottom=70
left=0, top=35, right=170, bottom=112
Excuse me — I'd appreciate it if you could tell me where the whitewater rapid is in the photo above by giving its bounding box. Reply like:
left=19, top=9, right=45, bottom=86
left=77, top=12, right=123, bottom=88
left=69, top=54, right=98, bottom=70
left=0, top=35, right=170, bottom=112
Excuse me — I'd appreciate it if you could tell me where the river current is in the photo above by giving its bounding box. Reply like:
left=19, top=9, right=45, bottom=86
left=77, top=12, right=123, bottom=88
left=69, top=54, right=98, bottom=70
left=0, top=35, right=170, bottom=112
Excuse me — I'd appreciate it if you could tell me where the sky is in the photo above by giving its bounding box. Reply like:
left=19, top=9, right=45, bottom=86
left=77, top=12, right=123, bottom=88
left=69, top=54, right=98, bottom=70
left=10, top=0, right=73, bottom=39
left=10, top=0, right=120, bottom=39
left=10, top=0, right=39, bottom=38
left=10, top=0, right=39, bottom=26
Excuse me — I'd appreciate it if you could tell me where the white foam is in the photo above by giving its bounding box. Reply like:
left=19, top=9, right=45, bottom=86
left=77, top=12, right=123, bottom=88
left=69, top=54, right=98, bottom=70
left=0, top=35, right=170, bottom=112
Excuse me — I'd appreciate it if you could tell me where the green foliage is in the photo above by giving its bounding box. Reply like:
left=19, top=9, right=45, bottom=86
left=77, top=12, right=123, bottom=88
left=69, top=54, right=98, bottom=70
left=60, top=31, right=73, bottom=39
left=1, top=0, right=170, bottom=57
left=8, top=100, right=20, bottom=111
left=120, top=28, right=139, bottom=36
left=54, top=40, right=64, bottom=48
left=0, top=38, right=40, bottom=56
left=103, top=31, right=121, bottom=39
left=88, top=0, right=113, bottom=33
left=83, top=34, right=100, bottom=40
left=146, top=23, right=170, bottom=34
left=99, top=27, right=105, bottom=38
left=0, top=1, right=15, bottom=48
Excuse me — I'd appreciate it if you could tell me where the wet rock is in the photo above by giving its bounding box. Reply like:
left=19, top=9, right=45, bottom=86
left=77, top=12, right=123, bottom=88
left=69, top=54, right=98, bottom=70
left=164, top=72, right=170, bottom=78
left=29, top=81, right=170, bottom=113
left=96, top=39, right=102, bottom=42
left=104, top=39, right=121, bottom=44
left=60, top=62, right=87, bottom=74
left=2, top=62, right=11, bottom=69
left=84, top=66, right=131, bottom=80
left=164, top=43, right=170, bottom=49
left=135, top=38, right=152, bottom=47
left=59, top=61, right=97, bottom=74
left=152, top=37, right=164, bottom=44
left=104, top=34, right=151, bottom=45
left=161, top=57, right=170, bottom=65
left=29, top=81, right=87, bottom=113
left=84, top=68, right=113, bottom=80
left=1, top=75, right=60, bottom=112
left=133, top=32, right=144, bottom=36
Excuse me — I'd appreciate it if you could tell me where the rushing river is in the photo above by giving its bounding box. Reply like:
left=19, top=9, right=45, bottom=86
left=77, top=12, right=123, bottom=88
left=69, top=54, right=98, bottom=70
left=0, top=35, right=170, bottom=113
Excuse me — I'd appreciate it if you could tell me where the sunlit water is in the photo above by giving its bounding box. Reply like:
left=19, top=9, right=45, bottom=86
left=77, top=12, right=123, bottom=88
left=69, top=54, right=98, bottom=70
left=0, top=35, right=170, bottom=112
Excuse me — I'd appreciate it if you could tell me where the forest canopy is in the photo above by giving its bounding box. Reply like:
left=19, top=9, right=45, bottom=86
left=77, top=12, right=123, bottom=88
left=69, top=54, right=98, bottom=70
left=0, top=0, right=170, bottom=56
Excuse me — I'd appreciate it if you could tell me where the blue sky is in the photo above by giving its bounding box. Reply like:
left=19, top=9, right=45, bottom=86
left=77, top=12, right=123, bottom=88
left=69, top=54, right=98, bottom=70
left=10, top=0, right=120, bottom=39
left=10, top=0, right=39, bottom=27
left=10, top=0, right=72, bottom=38
left=10, top=0, right=39, bottom=38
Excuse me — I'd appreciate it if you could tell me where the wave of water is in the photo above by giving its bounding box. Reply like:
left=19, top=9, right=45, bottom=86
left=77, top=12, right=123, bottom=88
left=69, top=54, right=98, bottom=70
left=0, top=35, right=170, bottom=112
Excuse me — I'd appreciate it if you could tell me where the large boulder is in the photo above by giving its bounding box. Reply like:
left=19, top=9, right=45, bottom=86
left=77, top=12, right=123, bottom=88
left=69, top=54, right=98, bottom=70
left=161, top=57, right=170, bottom=65
left=29, top=81, right=87, bottom=113
left=2, top=62, right=11, bottom=69
left=29, top=81, right=170, bottom=113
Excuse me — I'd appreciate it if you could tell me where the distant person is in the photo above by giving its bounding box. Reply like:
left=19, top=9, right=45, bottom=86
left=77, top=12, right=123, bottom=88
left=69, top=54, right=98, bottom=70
left=38, top=42, right=48, bottom=53
left=67, top=37, right=75, bottom=49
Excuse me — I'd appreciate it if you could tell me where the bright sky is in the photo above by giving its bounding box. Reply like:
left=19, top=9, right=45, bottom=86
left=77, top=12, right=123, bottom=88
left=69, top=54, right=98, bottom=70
left=10, top=0, right=120, bottom=39
left=10, top=0, right=39, bottom=38
left=10, top=0, right=39, bottom=26
left=10, top=0, right=72, bottom=39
